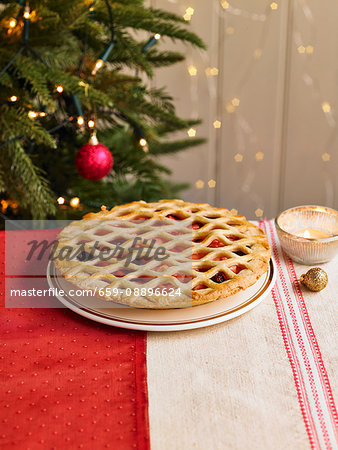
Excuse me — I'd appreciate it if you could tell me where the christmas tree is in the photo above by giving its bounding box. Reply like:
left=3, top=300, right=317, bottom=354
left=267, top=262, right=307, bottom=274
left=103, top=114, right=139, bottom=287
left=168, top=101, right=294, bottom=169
left=0, top=0, right=206, bottom=220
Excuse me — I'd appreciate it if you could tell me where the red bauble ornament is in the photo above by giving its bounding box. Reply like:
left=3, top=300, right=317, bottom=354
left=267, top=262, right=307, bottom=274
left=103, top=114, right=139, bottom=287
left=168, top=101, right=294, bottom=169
left=75, top=132, right=113, bottom=181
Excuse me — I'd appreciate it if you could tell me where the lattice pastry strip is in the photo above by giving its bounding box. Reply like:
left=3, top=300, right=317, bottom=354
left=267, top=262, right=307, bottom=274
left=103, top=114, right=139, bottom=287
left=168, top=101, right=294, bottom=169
left=55, top=199, right=271, bottom=308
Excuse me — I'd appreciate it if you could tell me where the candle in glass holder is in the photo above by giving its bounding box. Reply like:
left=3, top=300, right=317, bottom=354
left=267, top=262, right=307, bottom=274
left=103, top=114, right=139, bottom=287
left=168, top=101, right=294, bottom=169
left=294, top=228, right=333, bottom=240
left=275, top=205, right=338, bottom=264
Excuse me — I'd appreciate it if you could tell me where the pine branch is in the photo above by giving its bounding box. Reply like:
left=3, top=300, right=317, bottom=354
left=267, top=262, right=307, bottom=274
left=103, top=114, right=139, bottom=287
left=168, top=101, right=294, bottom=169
left=0, top=105, right=56, bottom=148
left=2, top=141, right=56, bottom=219
left=13, top=57, right=56, bottom=109
left=0, top=0, right=207, bottom=219
left=149, top=138, right=206, bottom=155
left=0, top=162, right=5, bottom=193
left=107, top=5, right=206, bottom=49
left=147, top=8, right=188, bottom=25
left=145, top=50, right=185, bottom=67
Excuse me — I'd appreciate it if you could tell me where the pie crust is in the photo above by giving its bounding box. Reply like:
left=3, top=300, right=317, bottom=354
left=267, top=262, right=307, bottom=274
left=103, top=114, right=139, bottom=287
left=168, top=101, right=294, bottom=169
left=55, top=199, right=271, bottom=309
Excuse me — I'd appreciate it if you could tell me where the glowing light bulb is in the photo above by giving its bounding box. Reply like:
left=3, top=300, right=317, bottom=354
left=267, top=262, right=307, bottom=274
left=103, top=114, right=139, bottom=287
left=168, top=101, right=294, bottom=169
left=154, top=33, right=161, bottom=40
left=270, top=2, right=278, bottom=10
left=226, top=103, right=235, bottom=113
left=306, top=45, right=314, bottom=54
left=139, top=138, right=147, bottom=147
left=92, top=59, right=104, bottom=75
left=77, top=116, right=85, bottom=126
left=57, top=197, right=65, bottom=205
left=39, top=112, right=47, bottom=117
left=322, top=152, right=331, bottom=162
left=9, top=95, right=18, bottom=102
left=183, top=13, right=192, bottom=21
left=70, top=197, right=80, bottom=208
left=234, top=153, right=243, bottom=162
left=226, top=27, right=235, bottom=35
left=187, top=128, right=196, bottom=137
left=221, top=1, right=230, bottom=9
left=23, top=7, right=31, bottom=19
left=188, top=65, right=197, bottom=76
left=213, top=120, right=222, bottom=129
left=255, top=208, right=264, bottom=217
left=56, top=85, right=64, bottom=93
left=9, top=18, right=17, bottom=28
left=253, top=48, right=262, bottom=59
left=195, top=180, right=204, bottom=189
left=208, top=179, right=216, bottom=188
left=255, top=152, right=264, bottom=161
left=186, top=7, right=194, bottom=15
left=205, top=67, right=219, bottom=76
left=88, top=120, right=95, bottom=128
left=321, top=102, right=331, bottom=113
left=101, top=205, right=107, bottom=211
left=230, top=208, right=238, bottom=215
left=28, top=111, right=38, bottom=119
left=231, top=97, right=240, bottom=106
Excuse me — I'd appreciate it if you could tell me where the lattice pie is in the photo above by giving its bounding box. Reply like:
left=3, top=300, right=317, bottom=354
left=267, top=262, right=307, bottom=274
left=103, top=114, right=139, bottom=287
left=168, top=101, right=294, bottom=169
left=55, top=199, right=271, bottom=308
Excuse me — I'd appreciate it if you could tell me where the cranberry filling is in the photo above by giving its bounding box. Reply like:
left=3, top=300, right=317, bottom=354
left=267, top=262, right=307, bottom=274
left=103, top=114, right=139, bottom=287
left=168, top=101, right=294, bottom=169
left=170, top=230, right=185, bottom=236
left=153, top=236, right=169, bottom=244
left=108, top=237, right=126, bottom=245
left=227, top=235, right=240, bottom=241
left=211, top=272, right=228, bottom=283
left=170, top=245, right=188, bottom=253
left=173, top=273, right=193, bottom=283
left=130, top=275, right=155, bottom=284
left=113, top=269, right=128, bottom=277
left=213, top=254, right=228, bottom=261
left=192, top=222, right=204, bottom=230
left=133, top=216, right=150, bottom=222
left=192, top=251, right=207, bottom=260
left=229, top=265, right=245, bottom=274
left=95, top=260, right=112, bottom=267
left=132, top=257, right=151, bottom=266
left=208, top=239, right=224, bottom=248
left=157, top=282, right=176, bottom=290
left=166, top=214, right=182, bottom=220
left=194, top=266, right=211, bottom=273
left=94, top=229, right=110, bottom=236
left=193, top=284, right=208, bottom=291
left=153, top=220, right=166, bottom=227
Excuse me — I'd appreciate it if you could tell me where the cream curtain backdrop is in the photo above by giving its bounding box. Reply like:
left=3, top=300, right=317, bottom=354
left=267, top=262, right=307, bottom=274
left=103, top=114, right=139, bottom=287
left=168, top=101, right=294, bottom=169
left=153, top=0, right=338, bottom=220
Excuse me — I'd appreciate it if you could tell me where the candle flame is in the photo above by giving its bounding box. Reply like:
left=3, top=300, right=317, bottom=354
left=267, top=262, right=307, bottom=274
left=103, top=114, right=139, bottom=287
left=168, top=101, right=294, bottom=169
left=304, top=229, right=311, bottom=239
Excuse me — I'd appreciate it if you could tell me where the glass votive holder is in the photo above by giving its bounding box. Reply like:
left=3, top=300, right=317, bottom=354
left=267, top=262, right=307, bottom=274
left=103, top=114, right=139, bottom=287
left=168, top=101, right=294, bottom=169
left=275, top=205, right=338, bottom=265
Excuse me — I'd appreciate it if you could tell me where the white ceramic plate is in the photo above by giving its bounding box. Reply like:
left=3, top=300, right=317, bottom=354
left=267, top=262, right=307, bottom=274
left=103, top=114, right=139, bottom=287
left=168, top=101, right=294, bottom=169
left=47, top=259, right=276, bottom=331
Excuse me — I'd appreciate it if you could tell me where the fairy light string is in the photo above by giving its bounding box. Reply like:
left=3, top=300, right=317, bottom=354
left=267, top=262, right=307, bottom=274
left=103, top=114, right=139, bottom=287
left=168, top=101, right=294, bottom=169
left=1, top=0, right=163, bottom=152
left=1, top=1, right=176, bottom=211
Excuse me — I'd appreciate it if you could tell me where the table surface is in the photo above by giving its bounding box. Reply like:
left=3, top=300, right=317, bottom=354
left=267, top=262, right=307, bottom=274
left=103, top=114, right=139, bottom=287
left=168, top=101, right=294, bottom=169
left=1, top=222, right=337, bottom=450
left=146, top=228, right=338, bottom=450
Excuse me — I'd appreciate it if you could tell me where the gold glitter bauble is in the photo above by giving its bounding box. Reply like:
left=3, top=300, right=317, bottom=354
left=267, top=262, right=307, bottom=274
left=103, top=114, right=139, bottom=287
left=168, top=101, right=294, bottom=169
left=300, top=268, right=328, bottom=292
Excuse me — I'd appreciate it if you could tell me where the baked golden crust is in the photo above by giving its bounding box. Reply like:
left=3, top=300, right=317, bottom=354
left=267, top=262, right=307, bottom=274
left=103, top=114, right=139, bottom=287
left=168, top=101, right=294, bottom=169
left=54, top=199, right=271, bottom=308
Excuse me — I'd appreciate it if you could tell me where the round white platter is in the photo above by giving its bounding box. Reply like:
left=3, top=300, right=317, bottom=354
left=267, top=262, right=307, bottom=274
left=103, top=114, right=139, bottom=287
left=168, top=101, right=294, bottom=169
left=47, top=259, right=276, bottom=332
